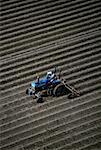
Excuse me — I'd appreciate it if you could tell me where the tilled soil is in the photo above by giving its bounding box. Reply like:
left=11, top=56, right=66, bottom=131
left=0, top=0, right=101, bottom=150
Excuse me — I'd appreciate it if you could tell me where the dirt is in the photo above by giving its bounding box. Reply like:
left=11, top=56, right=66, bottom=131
left=0, top=0, right=101, bottom=150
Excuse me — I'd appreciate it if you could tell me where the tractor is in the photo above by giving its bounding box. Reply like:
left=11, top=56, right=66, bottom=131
left=26, top=68, right=80, bottom=103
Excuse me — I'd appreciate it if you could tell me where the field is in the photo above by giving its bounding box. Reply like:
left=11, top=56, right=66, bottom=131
left=0, top=0, right=101, bottom=149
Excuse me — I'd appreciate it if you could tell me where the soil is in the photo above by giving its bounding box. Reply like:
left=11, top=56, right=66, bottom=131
left=0, top=0, right=101, bottom=150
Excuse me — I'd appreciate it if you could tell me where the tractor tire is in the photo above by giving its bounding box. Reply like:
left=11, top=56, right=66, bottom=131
left=26, top=88, right=34, bottom=96
left=53, top=83, right=67, bottom=97
left=26, top=89, right=29, bottom=95
left=37, top=97, right=44, bottom=103
left=26, top=88, right=33, bottom=95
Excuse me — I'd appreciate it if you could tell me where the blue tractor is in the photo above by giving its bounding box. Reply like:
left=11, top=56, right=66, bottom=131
left=26, top=68, right=80, bottom=103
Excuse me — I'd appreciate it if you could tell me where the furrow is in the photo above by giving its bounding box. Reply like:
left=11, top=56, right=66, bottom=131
left=53, top=133, right=101, bottom=150
left=0, top=64, right=100, bottom=113
left=1, top=117, right=101, bottom=149
left=1, top=94, right=101, bottom=132
left=1, top=40, right=101, bottom=82
left=0, top=82, right=100, bottom=113
left=1, top=0, right=100, bottom=39
left=0, top=0, right=54, bottom=14
left=1, top=67, right=101, bottom=100
left=1, top=50, right=101, bottom=91
left=1, top=13, right=101, bottom=53
left=1, top=0, right=98, bottom=28
left=1, top=0, right=101, bottom=149
left=37, top=128, right=101, bottom=150
left=1, top=114, right=101, bottom=146
left=1, top=0, right=69, bottom=20
left=1, top=29, right=100, bottom=70
left=1, top=103, right=100, bottom=141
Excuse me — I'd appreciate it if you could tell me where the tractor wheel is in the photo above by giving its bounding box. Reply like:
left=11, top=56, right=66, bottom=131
left=37, top=97, right=44, bottom=103
left=26, top=88, right=33, bottom=96
left=26, top=89, right=29, bottom=95
left=53, top=83, right=67, bottom=97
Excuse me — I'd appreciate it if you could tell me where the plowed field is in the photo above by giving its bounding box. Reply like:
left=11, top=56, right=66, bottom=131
left=0, top=0, right=101, bottom=150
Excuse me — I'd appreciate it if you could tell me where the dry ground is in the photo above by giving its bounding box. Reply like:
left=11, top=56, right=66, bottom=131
left=0, top=0, right=101, bottom=150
